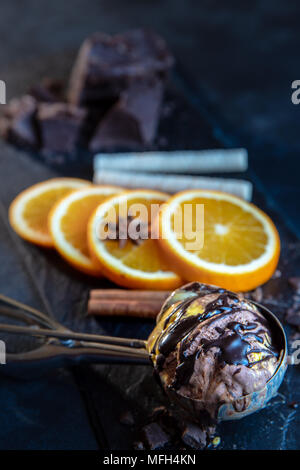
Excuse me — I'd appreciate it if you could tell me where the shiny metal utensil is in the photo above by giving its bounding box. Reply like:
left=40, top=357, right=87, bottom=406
left=0, top=293, right=149, bottom=378
left=0, top=291, right=288, bottom=422
left=166, top=302, right=288, bottom=422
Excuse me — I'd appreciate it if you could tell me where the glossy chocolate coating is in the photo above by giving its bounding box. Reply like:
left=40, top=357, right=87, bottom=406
left=148, top=283, right=279, bottom=398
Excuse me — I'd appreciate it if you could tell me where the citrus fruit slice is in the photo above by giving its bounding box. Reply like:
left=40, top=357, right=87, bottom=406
left=49, top=185, right=124, bottom=276
left=158, top=190, right=280, bottom=291
left=88, top=189, right=182, bottom=289
left=9, top=178, right=91, bottom=247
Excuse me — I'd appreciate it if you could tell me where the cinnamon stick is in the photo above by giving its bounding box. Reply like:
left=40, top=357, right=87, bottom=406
left=87, top=298, right=162, bottom=318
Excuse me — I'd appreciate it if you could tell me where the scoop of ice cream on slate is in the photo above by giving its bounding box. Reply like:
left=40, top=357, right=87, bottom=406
left=148, top=282, right=280, bottom=420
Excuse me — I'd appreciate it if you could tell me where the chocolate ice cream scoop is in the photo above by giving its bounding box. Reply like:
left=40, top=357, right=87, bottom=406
left=148, top=282, right=286, bottom=422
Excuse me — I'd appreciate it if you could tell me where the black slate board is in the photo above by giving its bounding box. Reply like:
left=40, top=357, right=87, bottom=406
left=0, top=0, right=299, bottom=451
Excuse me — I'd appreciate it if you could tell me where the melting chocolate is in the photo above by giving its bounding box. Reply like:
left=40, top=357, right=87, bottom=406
left=159, top=311, right=200, bottom=357
left=201, top=321, right=277, bottom=367
left=172, top=351, right=197, bottom=390
left=155, top=287, right=238, bottom=361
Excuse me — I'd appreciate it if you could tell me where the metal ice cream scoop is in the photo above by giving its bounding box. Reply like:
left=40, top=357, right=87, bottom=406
left=0, top=284, right=288, bottom=423
left=147, top=283, right=288, bottom=422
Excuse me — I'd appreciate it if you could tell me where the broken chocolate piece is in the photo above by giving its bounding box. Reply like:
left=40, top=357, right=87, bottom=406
left=79, top=100, right=116, bottom=147
left=181, top=422, right=207, bottom=449
left=68, top=28, right=174, bottom=106
left=0, top=95, right=39, bottom=149
left=142, top=422, right=170, bottom=450
left=119, top=410, right=135, bottom=426
left=37, top=102, right=86, bottom=154
left=149, top=406, right=181, bottom=440
left=89, top=76, right=163, bottom=151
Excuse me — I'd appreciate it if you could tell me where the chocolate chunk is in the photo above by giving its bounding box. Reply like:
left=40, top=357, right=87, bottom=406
left=37, top=102, right=86, bottom=154
left=68, top=28, right=174, bottom=106
left=29, top=78, right=64, bottom=103
left=79, top=100, right=116, bottom=147
left=0, top=95, right=39, bottom=149
left=149, top=406, right=181, bottom=440
left=119, top=410, right=134, bottom=426
left=142, top=422, right=170, bottom=450
left=89, top=76, right=163, bottom=151
left=289, top=277, right=300, bottom=293
left=181, top=423, right=207, bottom=449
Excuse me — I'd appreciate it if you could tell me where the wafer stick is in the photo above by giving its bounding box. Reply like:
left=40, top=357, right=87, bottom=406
left=93, top=169, right=253, bottom=200
left=94, top=148, right=248, bottom=174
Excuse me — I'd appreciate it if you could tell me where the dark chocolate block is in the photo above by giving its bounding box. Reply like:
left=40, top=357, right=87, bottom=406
left=79, top=100, right=116, bottom=147
left=68, top=28, right=174, bottom=106
left=89, top=76, right=163, bottom=151
left=37, top=103, right=86, bottom=154
left=181, top=423, right=207, bottom=449
left=142, top=422, right=170, bottom=450
left=0, top=95, right=39, bottom=149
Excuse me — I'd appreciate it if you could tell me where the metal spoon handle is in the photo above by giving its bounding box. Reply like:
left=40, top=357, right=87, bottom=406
left=0, top=322, right=146, bottom=349
left=0, top=293, right=150, bottom=377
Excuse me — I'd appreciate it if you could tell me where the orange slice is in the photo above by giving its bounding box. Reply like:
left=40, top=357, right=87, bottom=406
left=49, top=185, right=124, bottom=276
left=88, top=189, right=182, bottom=289
left=9, top=178, right=91, bottom=247
left=158, top=190, right=280, bottom=291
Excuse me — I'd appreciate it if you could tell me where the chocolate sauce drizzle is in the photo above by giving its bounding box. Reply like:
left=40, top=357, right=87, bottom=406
left=152, top=283, right=278, bottom=391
